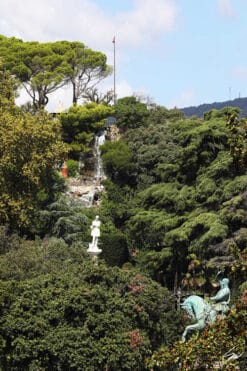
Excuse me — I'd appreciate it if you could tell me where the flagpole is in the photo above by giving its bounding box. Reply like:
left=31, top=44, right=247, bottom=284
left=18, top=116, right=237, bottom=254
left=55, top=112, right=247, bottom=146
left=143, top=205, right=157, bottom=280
left=113, top=36, right=116, bottom=105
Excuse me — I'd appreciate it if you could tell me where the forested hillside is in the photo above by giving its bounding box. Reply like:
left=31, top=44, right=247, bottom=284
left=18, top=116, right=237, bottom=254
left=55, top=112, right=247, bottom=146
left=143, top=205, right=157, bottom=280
left=0, top=37, right=246, bottom=370
left=100, top=100, right=247, bottom=369
left=101, top=103, right=247, bottom=293
left=181, top=96, right=247, bottom=118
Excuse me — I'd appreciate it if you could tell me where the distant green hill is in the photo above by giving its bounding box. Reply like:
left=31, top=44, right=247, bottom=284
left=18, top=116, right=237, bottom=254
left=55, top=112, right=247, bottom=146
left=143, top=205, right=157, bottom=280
left=180, top=97, right=247, bottom=117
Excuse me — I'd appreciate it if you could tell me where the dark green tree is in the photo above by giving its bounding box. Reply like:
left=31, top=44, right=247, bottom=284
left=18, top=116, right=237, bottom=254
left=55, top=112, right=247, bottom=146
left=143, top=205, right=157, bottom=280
left=226, top=111, right=247, bottom=173
left=59, top=102, right=113, bottom=159
left=101, top=141, right=136, bottom=186
left=0, top=78, right=67, bottom=230
left=114, top=96, right=149, bottom=130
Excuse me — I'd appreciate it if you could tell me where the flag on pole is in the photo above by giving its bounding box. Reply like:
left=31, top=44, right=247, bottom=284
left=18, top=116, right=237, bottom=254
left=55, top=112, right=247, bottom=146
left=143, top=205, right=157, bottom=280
left=112, top=36, right=115, bottom=43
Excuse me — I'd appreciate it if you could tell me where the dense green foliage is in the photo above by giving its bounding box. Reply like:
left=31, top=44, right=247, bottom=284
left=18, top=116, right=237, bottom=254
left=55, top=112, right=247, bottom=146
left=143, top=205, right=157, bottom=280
left=114, top=96, right=149, bottom=130
left=34, top=197, right=92, bottom=243
left=101, top=141, right=136, bottom=186
left=0, top=61, right=16, bottom=107
left=0, top=236, right=181, bottom=370
left=60, top=103, right=113, bottom=159
left=226, top=110, right=247, bottom=172
left=0, top=66, right=67, bottom=231
left=101, top=106, right=247, bottom=295
left=67, top=159, right=79, bottom=177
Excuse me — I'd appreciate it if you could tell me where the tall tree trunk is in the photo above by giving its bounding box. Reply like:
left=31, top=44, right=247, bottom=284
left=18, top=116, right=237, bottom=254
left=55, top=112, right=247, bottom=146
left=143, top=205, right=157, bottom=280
left=72, top=82, right=77, bottom=105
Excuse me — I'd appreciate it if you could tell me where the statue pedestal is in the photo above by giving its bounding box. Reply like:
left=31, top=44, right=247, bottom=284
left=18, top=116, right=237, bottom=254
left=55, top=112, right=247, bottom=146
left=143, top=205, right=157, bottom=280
left=87, top=243, right=102, bottom=265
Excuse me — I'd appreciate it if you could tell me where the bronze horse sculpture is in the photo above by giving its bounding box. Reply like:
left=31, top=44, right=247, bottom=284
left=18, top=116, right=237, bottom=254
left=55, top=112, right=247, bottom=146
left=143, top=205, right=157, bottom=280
left=181, top=273, right=230, bottom=342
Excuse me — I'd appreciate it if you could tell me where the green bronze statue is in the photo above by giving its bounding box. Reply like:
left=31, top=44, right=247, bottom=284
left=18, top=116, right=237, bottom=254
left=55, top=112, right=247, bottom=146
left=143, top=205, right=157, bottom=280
left=181, top=271, right=230, bottom=342
left=210, top=272, right=230, bottom=314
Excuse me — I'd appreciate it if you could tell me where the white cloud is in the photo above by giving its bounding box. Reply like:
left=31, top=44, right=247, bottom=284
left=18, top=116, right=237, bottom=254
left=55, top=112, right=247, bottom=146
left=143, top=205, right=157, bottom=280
left=15, top=85, right=72, bottom=112
left=45, top=86, right=72, bottom=113
left=0, top=0, right=178, bottom=49
left=112, top=80, right=134, bottom=100
left=218, top=0, right=236, bottom=19
left=0, top=0, right=57, bottom=40
left=116, top=0, right=178, bottom=47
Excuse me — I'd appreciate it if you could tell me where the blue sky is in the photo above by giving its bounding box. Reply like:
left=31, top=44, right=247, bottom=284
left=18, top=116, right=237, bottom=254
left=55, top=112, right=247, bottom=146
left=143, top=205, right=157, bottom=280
left=1, top=0, right=247, bottom=110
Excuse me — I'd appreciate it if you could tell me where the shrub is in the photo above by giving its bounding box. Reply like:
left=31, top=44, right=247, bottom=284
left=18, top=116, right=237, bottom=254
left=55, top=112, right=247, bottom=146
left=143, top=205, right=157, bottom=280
left=67, top=159, right=79, bottom=177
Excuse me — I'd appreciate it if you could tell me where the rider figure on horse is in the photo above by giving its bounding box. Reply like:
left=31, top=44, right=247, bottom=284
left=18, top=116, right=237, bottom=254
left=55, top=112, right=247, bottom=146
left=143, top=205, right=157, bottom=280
left=181, top=271, right=231, bottom=342
left=210, top=272, right=230, bottom=316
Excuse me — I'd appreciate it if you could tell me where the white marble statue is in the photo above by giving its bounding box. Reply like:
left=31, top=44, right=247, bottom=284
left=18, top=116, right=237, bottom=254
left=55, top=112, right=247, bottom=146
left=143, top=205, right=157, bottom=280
left=87, top=216, right=102, bottom=264
left=90, top=215, right=101, bottom=248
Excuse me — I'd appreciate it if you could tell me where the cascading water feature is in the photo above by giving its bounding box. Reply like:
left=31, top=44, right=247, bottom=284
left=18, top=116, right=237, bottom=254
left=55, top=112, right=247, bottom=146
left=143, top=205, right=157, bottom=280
left=94, top=131, right=106, bottom=182
left=74, top=130, right=106, bottom=207
left=78, top=188, right=96, bottom=207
